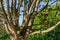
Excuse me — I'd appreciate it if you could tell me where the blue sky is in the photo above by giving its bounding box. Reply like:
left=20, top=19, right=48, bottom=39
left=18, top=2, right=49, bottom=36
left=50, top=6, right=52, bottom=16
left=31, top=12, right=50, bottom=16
left=3, top=0, right=57, bottom=25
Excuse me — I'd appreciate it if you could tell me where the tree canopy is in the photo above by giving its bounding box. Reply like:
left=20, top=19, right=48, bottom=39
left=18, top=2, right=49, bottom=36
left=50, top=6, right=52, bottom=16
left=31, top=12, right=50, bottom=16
left=0, top=0, right=60, bottom=40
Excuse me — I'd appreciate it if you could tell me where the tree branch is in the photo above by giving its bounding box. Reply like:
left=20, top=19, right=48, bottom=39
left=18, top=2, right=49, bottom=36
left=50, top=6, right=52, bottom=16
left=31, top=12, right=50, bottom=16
left=0, top=0, right=8, bottom=19
left=28, top=0, right=36, bottom=14
left=18, top=0, right=23, bottom=14
left=24, top=0, right=41, bottom=37
left=6, top=0, right=11, bottom=21
left=6, top=0, right=10, bottom=13
left=29, top=21, right=60, bottom=35
left=28, top=0, right=40, bottom=29
left=13, top=0, right=16, bottom=13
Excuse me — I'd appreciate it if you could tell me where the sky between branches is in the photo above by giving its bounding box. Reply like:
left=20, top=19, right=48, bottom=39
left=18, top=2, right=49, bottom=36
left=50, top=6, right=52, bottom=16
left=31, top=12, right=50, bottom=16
left=3, top=0, right=57, bottom=25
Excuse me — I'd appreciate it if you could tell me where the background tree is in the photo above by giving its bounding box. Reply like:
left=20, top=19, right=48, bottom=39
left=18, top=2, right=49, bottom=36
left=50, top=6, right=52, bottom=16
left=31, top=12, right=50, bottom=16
left=0, top=0, right=60, bottom=40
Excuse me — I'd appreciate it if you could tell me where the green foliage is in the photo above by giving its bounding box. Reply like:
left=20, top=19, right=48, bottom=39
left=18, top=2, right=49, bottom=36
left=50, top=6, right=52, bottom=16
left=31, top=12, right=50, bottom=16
left=28, top=4, right=60, bottom=40
left=0, top=33, right=10, bottom=40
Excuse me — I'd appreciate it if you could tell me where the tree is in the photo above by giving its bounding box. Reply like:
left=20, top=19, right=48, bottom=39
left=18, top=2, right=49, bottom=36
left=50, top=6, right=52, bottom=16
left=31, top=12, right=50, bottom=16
left=0, top=0, right=60, bottom=40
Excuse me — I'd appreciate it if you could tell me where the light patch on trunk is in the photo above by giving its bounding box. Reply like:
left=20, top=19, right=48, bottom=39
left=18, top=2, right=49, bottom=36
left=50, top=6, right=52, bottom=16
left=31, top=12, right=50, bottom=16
left=8, top=24, right=15, bottom=34
left=27, top=29, right=29, bottom=31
